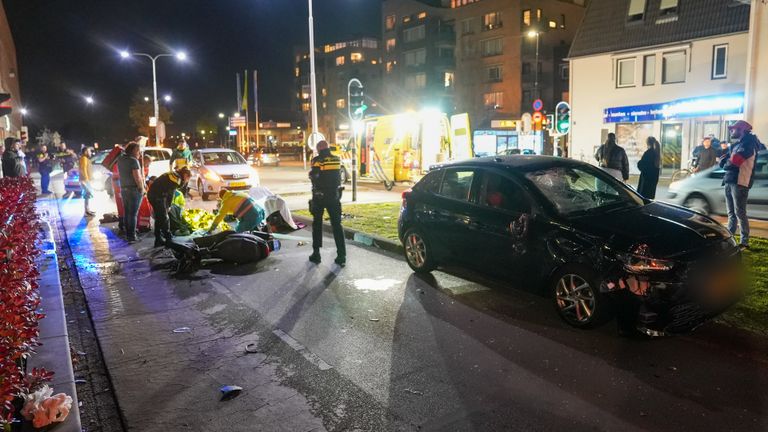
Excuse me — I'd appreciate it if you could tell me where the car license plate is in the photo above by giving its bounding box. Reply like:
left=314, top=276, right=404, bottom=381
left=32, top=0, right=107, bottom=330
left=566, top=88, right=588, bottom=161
left=229, top=181, right=246, bottom=187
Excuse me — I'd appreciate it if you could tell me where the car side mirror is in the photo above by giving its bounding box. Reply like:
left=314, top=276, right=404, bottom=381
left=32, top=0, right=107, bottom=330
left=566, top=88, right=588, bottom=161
left=508, top=213, right=531, bottom=239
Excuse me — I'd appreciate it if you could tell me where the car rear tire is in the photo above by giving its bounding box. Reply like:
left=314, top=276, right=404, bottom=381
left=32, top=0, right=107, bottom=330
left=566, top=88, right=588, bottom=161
left=551, top=265, right=612, bottom=329
left=683, top=194, right=711, bottom=215
left=340, top=167, right=349, bottom=184
left=403, top=227, right=437, bottom=273
left=384, top=180, right=395, bottom=191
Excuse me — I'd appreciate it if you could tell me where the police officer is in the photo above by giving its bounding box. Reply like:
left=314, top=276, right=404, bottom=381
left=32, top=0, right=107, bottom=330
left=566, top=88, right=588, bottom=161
left=308, top=140, right=346, bottom=266
left=147, top=167, right=192, bottom=247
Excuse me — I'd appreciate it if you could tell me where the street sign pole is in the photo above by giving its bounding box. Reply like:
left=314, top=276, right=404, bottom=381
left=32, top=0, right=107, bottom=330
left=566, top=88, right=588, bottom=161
left=347, top=78, right=364, bottom=202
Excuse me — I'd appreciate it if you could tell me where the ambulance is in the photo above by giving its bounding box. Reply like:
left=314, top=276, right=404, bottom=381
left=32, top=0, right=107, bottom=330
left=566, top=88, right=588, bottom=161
left=352, top=110, right=472, bottom=189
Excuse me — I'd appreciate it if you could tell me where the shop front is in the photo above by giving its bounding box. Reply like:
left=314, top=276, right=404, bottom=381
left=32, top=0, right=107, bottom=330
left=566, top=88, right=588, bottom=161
left=604, top=93, right=745, bottom=175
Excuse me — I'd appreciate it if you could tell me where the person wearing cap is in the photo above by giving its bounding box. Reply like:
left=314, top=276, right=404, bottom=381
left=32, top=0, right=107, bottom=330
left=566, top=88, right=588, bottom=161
left=719, top=120, right=761, bottom=248
left=207, top=188, right=266, bottom=234
left=308, top=140, right=346, bottom=266
left=147, top=166, right=192, bottom=247
left=170, top=138, right=192, bottom=170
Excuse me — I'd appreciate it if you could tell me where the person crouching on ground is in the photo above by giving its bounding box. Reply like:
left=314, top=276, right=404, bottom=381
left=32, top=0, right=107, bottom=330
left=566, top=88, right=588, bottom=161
left=79, top=147, right=96, bottom=216
left=147, top=167, right=192, bottom=247
left=719, top=120, right=761, bottom=249
left=206, top=189, right=265, bottom=234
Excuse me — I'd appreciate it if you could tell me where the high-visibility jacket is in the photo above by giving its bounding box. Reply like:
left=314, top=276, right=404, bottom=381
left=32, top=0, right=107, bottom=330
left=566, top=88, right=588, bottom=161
left=209, top=190, right=264, bottom=231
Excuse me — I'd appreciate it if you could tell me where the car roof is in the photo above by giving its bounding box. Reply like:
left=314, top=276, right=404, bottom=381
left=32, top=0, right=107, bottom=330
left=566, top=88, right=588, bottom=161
left=433, top=155, right=588, bottom=172
left=197, top=148, right=239, bottom=153
left=142, top=147, right=171, bottom=153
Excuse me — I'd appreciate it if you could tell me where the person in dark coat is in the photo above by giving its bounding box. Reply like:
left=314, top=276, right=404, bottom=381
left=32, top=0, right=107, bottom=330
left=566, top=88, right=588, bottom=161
left=694, top=137, right=719, bottom=172
left=637, top=136, right=661, bottom=199
left=595, top=133, right=630, bottom=182
left=2, top=137, right=24, bottom=178
left=147, top=167, right=191, bottom=247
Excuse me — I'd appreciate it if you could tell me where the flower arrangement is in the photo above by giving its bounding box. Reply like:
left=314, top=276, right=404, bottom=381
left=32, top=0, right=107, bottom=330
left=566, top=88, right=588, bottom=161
left=0, top=177, right=70, bottom=430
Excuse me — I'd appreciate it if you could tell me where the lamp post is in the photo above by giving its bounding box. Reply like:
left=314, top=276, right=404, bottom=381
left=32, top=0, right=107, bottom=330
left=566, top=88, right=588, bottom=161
left=527, top=30, right=541, bottom=100
left=120, top=50, right=187, bottom=146
left=306, top=0, right=321, bottom=171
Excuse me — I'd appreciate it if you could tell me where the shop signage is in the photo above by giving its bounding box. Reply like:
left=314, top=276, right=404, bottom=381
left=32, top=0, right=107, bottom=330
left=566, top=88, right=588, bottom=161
left=603, top=92, right=744, bottom=124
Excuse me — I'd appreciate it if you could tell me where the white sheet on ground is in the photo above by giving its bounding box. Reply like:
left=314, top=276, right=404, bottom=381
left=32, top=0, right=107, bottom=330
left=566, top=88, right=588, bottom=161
left=248, top=186, right=298, bottom=229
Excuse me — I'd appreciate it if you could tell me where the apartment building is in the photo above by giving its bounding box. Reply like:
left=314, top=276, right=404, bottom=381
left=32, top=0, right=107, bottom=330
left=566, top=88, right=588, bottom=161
left=0, top=3, right=22, bottom=140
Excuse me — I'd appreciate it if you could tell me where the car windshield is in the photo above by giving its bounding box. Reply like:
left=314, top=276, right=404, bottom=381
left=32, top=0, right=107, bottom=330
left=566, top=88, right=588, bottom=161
left=525, top=165, right=644, bottom=216
left=202, top=152, right=246, bottom=165
left=91, top=151, right=109, bottom=164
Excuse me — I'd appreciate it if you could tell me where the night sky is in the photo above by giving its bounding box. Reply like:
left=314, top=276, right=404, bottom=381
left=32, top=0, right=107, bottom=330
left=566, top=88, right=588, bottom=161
left=4, top=0, right=381, bottom=144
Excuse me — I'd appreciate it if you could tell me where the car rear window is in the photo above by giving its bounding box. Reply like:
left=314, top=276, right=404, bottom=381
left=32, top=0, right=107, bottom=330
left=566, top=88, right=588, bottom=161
left=415, top=170, right=443, bottom=193
left=438, top=169, right=475, bottom=201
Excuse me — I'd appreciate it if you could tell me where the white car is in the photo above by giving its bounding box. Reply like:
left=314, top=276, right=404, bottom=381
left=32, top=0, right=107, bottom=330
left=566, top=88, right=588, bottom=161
left=666, top=150, right=768, bottom=219
left=142, top=147, right=173, bottom=179
left=190, top=148, right=260, bottom=200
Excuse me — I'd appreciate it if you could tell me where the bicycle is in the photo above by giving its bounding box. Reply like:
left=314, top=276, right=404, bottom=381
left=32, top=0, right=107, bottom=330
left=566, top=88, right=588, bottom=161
left=671, top=158, right=697, bottom=183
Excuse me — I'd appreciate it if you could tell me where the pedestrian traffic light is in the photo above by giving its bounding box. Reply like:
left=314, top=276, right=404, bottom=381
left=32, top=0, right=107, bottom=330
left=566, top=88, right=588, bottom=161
left=348, top=79, right=366, bottom=121
left=555, top=101, right=571, bottom=135
left=0, top=93, right=11, bottom=117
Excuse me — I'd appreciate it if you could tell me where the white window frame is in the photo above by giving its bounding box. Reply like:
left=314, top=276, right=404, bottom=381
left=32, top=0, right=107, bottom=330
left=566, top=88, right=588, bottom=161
left=487, top=65, right=502, bottom=82
left=404, top=48, right=427, bottom=66
left=481, top=37, right=503, bottom=57
left=662, top=50, right=686, bottom=84
left=712, top=44, right=728, bottom=80
left=643, top=54, right=656, bottom=86
left=616, top=58, right=636, bottom=88
left=628, top=0, right=646, bottom=21
left=403, top=25, right=426, bottom=42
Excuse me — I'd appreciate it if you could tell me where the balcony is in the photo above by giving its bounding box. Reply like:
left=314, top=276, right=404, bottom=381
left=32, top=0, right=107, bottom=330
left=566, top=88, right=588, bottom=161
left=483, top=22, right=503, bottom=31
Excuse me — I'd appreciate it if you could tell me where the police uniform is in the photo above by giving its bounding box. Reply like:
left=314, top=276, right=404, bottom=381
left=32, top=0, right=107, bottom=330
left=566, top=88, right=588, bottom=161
left=309, top=145, right=346, bottom=265
left=147, top=171, right=185, bottom=246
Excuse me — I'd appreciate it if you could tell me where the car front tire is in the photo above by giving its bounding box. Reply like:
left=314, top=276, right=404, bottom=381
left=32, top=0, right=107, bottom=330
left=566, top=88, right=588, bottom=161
left=198, top=180, right=211, bottom=201
left=403, top=227, right=437, bottom=273
left=683, top=194, right=711, bottom=215
left=551, top=265, right=612, bottom=329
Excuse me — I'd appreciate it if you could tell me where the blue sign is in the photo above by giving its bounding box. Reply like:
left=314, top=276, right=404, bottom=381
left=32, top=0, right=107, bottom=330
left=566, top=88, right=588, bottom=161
left=532, top=99, right=544, bottom=112
left=603, top=92, right=745, bottom=124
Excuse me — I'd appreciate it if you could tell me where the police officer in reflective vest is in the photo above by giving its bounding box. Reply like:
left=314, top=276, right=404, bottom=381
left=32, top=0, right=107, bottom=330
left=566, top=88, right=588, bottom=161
left=309, top=140, right=346, bottom=266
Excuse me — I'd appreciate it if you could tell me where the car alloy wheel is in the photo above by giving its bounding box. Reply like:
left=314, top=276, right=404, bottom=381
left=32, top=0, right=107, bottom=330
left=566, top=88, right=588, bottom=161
left=403, top=228, right=436, bottom=273
left=554, top=273, right=601, bottom=327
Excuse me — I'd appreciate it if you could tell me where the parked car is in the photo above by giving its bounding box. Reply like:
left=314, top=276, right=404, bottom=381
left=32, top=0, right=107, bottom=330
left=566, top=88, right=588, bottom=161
left=63, top=151, right=114, bottom=197
left=249, top=148, right=281, bottom=167
left=330, top=144, right=352, bottom=184
left=666, top=151, right=768, bottom=219
left=142, top=147, right=173, bottom=178
left=190, top=148, right=260, bottom=200
left=398, top=156, right=743, bottom=335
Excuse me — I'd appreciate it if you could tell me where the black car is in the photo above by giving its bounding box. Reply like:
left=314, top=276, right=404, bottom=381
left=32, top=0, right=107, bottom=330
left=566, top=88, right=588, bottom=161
left=398, top=156, right=743, bottom=335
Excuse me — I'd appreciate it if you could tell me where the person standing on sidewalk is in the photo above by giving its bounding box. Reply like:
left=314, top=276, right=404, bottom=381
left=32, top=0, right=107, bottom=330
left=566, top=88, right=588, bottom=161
left=117, top=142, right=145, bottom=242
left=37, top=145, right=54, bottom=194
left=308, top=140, right=346, bottom=266
left=79, top=147, right=96, bottom=216
left=695, top=137, right=719, bottom=172
left=147, top=167, right=191, bottom=247
left=637, top=137, right=661, bottom=199
left=719, top=120, right=760, bottom=249
left=595, top=133, right=629, bottom=182
left=2, top=137, right=24, bottom=178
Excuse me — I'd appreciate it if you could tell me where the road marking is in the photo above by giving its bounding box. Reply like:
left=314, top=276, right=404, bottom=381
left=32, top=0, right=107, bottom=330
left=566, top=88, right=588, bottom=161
left=273, top=329, right=333, bottom=371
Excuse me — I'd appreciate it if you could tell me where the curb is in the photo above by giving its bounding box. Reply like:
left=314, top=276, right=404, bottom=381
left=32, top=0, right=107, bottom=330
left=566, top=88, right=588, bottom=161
left=293, top=215, right=404, bottom=256
left=27, top=204, right=82, bottom=432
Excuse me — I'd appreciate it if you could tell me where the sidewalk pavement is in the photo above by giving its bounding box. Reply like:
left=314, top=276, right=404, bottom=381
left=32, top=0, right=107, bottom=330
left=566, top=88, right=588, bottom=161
left=53, top=192, right=328, bottom=431
left=28, top=199, right=82, bottom=431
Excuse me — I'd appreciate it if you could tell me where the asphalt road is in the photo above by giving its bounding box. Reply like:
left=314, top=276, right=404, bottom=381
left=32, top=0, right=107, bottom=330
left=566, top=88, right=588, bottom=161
left=46, top=168, right=768, bottom=431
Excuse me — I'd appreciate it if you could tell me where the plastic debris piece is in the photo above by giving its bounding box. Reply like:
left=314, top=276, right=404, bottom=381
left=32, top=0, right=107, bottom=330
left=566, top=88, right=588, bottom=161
left=173, top=327, right=192, bottom=333
left=76, top=351, right=86, bottom=356
left=220, top=385, right=243, bottom=401
left=297, top=241, right=306, bottom=247
left=74, top=379, right=87, bottom=385
left=369, top=318, right=380, bottom=322
left=245, top=343, right=260, bottom=354
left=404, top=388, right=424, bottom=396
left=667, top=366, right=678, bottom=372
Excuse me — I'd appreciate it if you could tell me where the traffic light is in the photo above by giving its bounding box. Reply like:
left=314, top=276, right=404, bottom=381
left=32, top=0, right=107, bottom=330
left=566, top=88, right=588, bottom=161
left=347, top=79, right=366, bottom=121
left=545, top=114, right=554, bottom=131
left=0, top=93, right=11, bottom=117
left=555, top=101, right=571, bottom=135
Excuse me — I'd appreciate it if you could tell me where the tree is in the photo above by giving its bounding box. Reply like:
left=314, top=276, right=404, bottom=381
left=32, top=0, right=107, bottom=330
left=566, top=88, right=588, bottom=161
left=35, top=128, right=63, bottom=149
left=128, top=88, right=172, bottom=138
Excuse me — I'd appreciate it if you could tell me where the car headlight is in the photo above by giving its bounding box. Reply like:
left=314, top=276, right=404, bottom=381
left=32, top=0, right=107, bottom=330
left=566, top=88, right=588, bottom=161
left=620, top=244, right=674, bottom=273
left=204, top=170, right=222, bottom=182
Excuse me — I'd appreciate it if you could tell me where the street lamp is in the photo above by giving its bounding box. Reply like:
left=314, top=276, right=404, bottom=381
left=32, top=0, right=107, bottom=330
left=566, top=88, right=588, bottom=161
left=84, top=96, right=95, bottom=105
left=218, top=113, right=225, bottom=119
left=527, top=30, right=541, bottom=100
left=120, top=49, right=188, bottom=145
left=163, top=95, right=172, bottom=102
left=20, top=108, right=28, bottom=116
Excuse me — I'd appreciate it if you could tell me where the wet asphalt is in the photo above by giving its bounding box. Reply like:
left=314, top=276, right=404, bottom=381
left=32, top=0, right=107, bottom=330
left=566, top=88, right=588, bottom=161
left=46, top=172, right=768, bottom=432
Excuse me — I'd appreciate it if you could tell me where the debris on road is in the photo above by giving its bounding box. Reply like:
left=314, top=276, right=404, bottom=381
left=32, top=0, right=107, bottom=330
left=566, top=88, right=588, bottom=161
left=245, top=343, right=260, bottom=354
left=404, top=388, right=424, bottom=396
left=219, top=385, right=243, bottom=401
left=172, top=327, right=192, bottom=333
